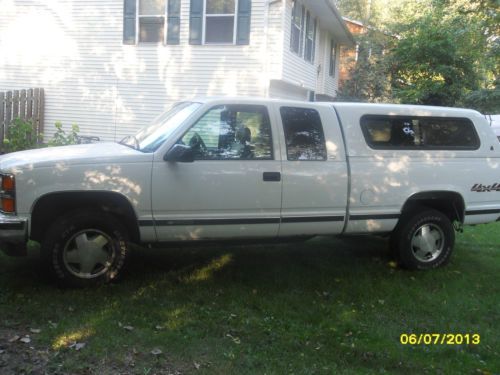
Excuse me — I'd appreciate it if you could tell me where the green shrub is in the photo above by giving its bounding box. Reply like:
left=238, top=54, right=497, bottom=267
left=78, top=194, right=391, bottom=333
left=47, top=121, right=80, bottom=147
left=1, top=120, right=81, bottom=154
left=3, top=117, right=39, bottom=153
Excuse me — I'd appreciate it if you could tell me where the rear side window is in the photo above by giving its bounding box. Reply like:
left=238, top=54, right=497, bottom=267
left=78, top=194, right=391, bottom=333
left=361, top=115, right=480, bottom=150
left=280, top=107, right=327, bottom=161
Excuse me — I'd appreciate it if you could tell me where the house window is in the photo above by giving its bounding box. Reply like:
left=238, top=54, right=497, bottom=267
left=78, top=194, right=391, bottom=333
left=290, top=1, right=315, bottom=63
left=139, top=0, right=166, bottom=43
left=304, top=12, right=316, bottom=62
left=329, top=39, right=337, bottom=76
left=204, top=0, right=236, bottom=44
left=123, top=0, right=180, bottom=45
left=290, top=1, right=304, bottom=54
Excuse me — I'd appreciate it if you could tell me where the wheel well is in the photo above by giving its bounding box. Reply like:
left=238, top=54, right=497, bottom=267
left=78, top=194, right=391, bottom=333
left=401, top=191, right=465, bottom=224
left=30, top=191, right=140, bottom=243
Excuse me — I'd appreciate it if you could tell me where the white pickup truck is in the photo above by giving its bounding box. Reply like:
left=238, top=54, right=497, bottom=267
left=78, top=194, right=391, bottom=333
left=1, top=98, right=499, bottom=287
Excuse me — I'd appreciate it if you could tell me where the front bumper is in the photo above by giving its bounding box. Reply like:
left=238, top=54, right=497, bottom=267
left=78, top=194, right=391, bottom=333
left=0, top=213, right=28, bottom=256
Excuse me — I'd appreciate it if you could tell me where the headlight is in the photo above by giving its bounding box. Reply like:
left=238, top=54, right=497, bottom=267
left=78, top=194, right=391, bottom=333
left=0, top=174, right=16, bottom=214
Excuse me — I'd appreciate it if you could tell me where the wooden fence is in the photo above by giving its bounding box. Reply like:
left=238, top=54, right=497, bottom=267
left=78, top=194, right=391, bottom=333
left=0, top=88, right=45, bottom=151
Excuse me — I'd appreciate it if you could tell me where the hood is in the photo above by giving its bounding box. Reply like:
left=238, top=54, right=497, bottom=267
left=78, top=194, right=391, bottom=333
left=0, top=142, right=149, bottom=172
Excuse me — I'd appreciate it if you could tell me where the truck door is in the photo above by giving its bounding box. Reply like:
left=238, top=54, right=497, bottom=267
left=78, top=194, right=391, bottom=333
left=151, top=103, right=282, bottom=241
left=275, top=104, right=349, bottom=236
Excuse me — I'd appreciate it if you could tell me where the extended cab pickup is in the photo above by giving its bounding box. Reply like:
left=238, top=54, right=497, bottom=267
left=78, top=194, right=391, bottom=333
left=1, top=98, right=499, bottom=287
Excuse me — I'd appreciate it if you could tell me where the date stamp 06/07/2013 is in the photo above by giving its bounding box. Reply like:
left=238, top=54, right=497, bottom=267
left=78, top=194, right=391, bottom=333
left=400, top=333, right=481, bottom=345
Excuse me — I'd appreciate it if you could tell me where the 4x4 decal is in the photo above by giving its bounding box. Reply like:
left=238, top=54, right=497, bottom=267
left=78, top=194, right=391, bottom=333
left=471, top=183, right=500, bottom=192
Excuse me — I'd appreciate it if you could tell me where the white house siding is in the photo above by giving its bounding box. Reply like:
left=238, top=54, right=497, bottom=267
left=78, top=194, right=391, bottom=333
left=263, top=0, right=284, bottom=95
left=0, top=0, right=347, bottom=139
left=316, top=30, right=340, bottom=98
left=281, top=0, right=317, bottom=93
left=0, top=0, right=275, bottom=141
left=279, top=0, right=340, bottom=99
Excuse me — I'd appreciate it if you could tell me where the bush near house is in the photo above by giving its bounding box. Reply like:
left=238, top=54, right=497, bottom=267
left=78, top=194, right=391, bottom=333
left=2, top=118, right=39, bottom=153
left=2, top=118, right=81, bottom=153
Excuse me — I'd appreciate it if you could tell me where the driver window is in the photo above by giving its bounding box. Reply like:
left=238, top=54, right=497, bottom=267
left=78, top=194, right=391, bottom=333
left=179, top=104, right=273, bottom=160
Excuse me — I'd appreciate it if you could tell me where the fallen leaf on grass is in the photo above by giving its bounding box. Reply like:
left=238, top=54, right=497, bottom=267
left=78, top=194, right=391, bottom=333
left=68, top=342, right=86, bottom=351
left=123, top=326, right=134, bottom=331
left=8, top=335, right=20, bottom=343
left=155, top=325, right=164, bottom=331
left=388, top=261, right=398, bottom=268
left=20, top=336, right=31, bottom=344
left=194, top=361, right=201, bottom=370
left=226, top=334, right=241, bottom=344
left=151, top=348, right=162, bottom=356
left=48, top=321, right=58, bottom=329
left=30, top=328, right=41, bottom=334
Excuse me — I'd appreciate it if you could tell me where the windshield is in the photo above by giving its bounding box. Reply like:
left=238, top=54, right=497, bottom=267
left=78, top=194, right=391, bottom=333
left=121, top=102, right=202, bottom=152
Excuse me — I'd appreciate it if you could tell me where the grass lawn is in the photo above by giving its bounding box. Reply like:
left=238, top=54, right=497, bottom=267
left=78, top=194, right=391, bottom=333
left=0, top=223, right=499, bottom=374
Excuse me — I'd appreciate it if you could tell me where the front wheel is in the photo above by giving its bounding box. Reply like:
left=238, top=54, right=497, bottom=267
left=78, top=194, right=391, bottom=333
left=41, top=210, right=130, bottom=287
left=391, top=209, right=455, bottom=270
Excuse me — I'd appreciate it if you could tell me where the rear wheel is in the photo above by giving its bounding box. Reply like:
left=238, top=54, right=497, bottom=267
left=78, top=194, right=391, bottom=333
left=391, top=209, right=455, bottom=270
left=41, top=210, right=130, bottom=287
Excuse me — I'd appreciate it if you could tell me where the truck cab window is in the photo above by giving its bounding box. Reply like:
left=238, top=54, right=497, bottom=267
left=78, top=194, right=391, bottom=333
left=179, top=104, right=273, bottom=160
left=280, top=107, right=327, bottom=161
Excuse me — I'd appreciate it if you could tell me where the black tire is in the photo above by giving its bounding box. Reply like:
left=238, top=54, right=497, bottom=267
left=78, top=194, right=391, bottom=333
left=41, top=209, right=130, bottom=287
left=391, top=209, right=455, bottom=270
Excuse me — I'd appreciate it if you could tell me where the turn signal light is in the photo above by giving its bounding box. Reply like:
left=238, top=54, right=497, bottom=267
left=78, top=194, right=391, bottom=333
left=0, top=174, right=16, bottom=213
left=1, top=197, right=15, bottom=213
left=1, top=175, right=15, bottom=191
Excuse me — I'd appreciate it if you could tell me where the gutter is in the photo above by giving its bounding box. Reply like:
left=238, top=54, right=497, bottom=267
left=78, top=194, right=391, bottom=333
left=324, top=0, right=356, bottom=46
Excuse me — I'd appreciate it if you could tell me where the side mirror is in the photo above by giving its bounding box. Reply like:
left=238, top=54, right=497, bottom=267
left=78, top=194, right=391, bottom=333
left=164, top=144, right=195, bottom=163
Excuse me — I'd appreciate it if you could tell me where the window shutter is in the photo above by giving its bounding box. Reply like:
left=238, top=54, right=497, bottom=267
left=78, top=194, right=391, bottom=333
left=189, top=0, right=203, bottom=45
left=123, top=0, right=136, bottom=45
left=236, top=0, right=252, bottom=45
left=312, top=18, right=317, bottom=62
left=167, top=0, right=181, bottom=44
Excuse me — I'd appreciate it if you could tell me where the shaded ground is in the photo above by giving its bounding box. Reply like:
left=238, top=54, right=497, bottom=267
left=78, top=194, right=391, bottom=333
left=0, top=223, right=499, bottom=374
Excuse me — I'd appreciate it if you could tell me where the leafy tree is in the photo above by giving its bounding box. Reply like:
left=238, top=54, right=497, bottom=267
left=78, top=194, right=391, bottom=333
left=387, top=0, right=497, bottom=107
left=389, top=12, right=480, bottom=105
left=462, top=88, right=500, bottom=114
left=337, top=30, right=393, bottom=102
left=336, top=0, right=498, bottom=110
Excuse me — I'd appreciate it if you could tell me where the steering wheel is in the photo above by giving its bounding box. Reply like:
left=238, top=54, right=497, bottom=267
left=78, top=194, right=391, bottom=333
left=189, top=132, right=207, bottom=155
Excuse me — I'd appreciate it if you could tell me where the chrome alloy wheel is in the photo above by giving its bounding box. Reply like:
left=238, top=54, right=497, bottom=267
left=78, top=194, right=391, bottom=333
left=410, top=223, right=444, bottom=262
left=63, top=229, right=115, bottom=279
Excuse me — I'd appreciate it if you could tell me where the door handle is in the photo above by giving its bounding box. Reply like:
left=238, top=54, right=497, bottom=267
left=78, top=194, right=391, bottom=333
left=263, top=172, right=281, bottom=182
